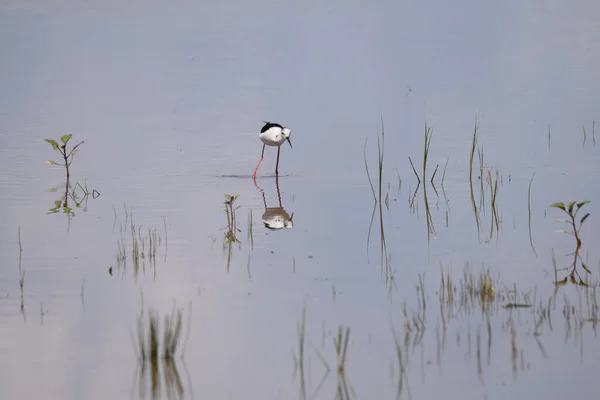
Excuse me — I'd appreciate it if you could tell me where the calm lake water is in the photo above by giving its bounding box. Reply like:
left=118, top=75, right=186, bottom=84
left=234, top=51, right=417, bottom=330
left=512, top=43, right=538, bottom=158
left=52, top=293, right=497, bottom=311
left=1, top=1, right=600, bottom=399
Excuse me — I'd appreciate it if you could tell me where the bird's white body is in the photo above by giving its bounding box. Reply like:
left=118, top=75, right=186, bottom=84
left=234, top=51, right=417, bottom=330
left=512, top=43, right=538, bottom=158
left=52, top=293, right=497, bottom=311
left=259, top=126, right=291, bottom=147
left=253, top=121, right=292, bottom=178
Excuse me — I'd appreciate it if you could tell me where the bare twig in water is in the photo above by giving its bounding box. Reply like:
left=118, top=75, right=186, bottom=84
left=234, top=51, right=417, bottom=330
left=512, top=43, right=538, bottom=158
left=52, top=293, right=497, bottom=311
left=528, top=173, right=538, bottom=258
left=293, top=302, right=307, bottom=399
left=430, top=164, right=439, bottom=185
left=408, top=157, right=420, bottom=185
left=469, top=114, right=482, bottom=239
left=441, top=157, right=449, bottom=190
left=18, top=227, right=23, bottom=276
left=80, top=278, right=85, bottom=311
left=391, top=321, right=411, bottom=399
left=18, top=227, right=25, bottom=320
left=364, top=119, right=389, bottom=277
left=163, top=216, right=168, bottom=264
left=247, top=209, right=254, bottom=251
left=421, top=116, right=434, bottom=183
left=364, top=138, right=377, bottom=202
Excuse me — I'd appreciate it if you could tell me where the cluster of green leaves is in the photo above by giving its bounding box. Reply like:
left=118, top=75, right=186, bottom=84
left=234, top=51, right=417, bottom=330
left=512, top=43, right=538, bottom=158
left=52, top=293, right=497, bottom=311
left=550, top=200, right=591, bottom=286
left=224, top=194, right=239, bottom=207
left=551, top=200, right=591, bottom=225
left=44, top=134, right=84, bottom=168
left=48, top=198, right=73, bottom=216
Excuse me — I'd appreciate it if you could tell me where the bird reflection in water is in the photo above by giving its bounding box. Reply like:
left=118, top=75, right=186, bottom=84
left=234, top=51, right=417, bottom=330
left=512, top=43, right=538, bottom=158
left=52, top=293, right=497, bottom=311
left=254, top=175, right=294, bottom=230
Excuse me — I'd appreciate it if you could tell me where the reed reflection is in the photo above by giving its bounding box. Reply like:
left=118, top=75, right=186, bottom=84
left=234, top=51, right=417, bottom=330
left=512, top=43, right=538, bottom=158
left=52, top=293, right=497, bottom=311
left=132, top=304, right=193, bottom=400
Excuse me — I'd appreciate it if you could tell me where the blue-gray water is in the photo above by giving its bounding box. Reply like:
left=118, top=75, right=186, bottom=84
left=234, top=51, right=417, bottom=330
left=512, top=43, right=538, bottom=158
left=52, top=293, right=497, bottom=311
left=1, top=1, right=600, bottom=399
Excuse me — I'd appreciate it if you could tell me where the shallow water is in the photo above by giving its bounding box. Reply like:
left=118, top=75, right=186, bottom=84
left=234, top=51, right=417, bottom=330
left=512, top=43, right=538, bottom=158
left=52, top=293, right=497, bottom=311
left=1, top=1, right=600, bottom=399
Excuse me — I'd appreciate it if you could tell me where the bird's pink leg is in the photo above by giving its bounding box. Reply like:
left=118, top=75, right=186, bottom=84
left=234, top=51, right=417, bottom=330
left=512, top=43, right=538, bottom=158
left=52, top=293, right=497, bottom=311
left=253, top=144, right=266, bottom=179
left=275, top=146, right=281, bottom=175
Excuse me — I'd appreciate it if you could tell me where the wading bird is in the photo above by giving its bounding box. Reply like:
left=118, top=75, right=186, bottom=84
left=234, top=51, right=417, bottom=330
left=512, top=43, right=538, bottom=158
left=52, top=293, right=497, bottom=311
left=253, top=121, right=292, bottom=178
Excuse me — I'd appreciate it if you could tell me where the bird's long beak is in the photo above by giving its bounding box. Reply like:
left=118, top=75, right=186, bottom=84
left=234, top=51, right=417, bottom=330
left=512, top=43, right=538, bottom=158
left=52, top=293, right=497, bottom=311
left=286, top=137, right=293, bottom=149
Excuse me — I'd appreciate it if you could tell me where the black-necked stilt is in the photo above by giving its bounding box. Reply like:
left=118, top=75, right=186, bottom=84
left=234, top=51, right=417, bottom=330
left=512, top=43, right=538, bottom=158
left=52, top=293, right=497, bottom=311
left=252, top=121, right=292, bottom=178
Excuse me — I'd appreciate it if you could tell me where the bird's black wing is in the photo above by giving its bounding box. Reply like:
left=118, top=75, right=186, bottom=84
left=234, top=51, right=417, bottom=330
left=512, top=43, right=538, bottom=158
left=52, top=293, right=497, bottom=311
left=261, top=121, right=283, bottom=133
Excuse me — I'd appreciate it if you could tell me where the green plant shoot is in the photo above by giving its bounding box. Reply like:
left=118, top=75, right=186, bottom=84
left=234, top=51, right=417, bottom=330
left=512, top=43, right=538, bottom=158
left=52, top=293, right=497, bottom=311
left=45, top=134, right=84, bottom=181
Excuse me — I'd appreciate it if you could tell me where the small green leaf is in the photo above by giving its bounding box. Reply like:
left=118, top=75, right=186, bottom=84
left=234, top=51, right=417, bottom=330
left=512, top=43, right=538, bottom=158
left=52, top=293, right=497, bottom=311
left=578, top=279, right=589, bottom=287
left=580, top=213, right=590, bottom=225
left=60, top=134, right=72, bottom=145
left=582, top=262, right=591, bottom=274
left=45, top=160, right=58, bottom=165
left=576, top=200, right=590, bottom=209
left=570, top=275, right=577, bottom=284
left=44, top=139, right=60, bottom=151
left=567, top=201, right=576, bottom=213
left=550, top=202, right=565, bottom=211
left=554, top=277, right=568, bottom=286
